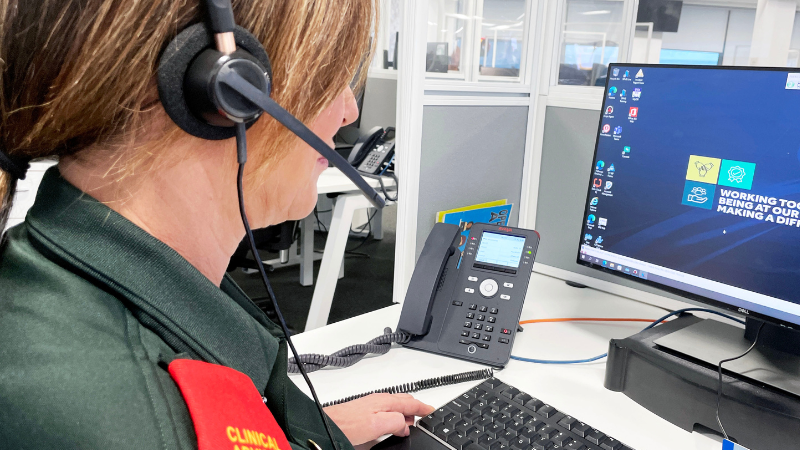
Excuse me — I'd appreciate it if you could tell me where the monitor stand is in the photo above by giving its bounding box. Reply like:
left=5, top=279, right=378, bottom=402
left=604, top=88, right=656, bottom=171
left=654, top=317, right=800, bottom=396
left=604, top=313, right=800, bottom=450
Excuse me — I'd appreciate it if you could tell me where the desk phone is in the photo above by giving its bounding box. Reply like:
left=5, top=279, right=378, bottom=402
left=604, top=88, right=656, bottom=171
left=397, top=222, right=540, bottom=367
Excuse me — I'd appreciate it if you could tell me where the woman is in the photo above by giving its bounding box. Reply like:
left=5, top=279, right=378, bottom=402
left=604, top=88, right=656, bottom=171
left=0, top=1, right=432, bottom=449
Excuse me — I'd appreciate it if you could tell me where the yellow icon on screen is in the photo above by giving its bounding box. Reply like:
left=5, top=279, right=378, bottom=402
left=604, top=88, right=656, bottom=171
left=686, top=155, right=722, bottom=183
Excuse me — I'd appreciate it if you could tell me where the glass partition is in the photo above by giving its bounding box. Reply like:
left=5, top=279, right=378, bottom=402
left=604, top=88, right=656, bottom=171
left=478, top=0, right=527, bottom=78
left=558, top=0, right=625, bottom=86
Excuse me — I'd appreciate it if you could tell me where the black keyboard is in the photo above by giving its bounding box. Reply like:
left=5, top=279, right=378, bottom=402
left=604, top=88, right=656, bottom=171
left=416, top=378, right=634, bottom=450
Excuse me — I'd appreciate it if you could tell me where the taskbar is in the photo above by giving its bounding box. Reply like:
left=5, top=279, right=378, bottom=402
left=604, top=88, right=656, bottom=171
left=579, top=247, right=649, bottom=280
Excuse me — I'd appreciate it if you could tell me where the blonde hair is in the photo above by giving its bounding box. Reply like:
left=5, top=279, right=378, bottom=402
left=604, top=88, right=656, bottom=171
left=0, top=0, right=377, bottom=230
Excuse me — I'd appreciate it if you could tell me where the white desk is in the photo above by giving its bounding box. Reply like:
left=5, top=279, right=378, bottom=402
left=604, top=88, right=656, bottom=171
left=289, top=272, right=722, bottom=450
left=300, top=168, right=396, bottom=331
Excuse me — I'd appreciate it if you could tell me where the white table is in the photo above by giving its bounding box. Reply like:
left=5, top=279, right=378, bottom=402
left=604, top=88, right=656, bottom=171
left=289, top=272, right=724, bottom=450
left=300, top=168, right=395, bottom=331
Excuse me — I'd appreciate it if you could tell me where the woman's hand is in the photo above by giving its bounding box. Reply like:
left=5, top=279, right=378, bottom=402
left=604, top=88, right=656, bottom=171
left=323, top=393, right=435, bottom=445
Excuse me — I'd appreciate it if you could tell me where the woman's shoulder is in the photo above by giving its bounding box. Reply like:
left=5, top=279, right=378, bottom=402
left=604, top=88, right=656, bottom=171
left=0, top=224, right=199, bottom=449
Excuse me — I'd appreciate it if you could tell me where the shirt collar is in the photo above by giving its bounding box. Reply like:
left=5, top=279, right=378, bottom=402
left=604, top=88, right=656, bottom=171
left=25, top=167, right=279, bottom=389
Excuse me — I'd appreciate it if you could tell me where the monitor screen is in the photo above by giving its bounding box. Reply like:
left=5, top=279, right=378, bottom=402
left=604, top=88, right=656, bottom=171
left=476, top=232, right=526, bottom=268
left=579, top=64, right=800, bottom=327
left=636, top=0, right=683, bottom=32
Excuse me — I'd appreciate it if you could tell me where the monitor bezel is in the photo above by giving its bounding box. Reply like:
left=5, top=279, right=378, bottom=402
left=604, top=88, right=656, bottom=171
left=576, top=63, right=800, bottom=331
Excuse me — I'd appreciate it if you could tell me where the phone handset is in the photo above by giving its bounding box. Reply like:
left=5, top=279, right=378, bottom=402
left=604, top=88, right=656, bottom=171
left=397, top=223, right=459, bottom=336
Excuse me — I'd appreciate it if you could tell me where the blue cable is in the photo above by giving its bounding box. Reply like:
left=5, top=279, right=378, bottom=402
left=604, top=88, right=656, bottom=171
left=509, top=307, right=745, bottom=365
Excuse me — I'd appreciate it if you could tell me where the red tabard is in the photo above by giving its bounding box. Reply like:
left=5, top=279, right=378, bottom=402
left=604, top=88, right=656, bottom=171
left=169, top=359, right=292, bottom=450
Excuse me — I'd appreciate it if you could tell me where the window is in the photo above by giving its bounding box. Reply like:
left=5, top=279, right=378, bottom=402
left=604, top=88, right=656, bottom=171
left=478, top=0, right=527, bottom=78
left=557, top=0, right=625, bottom=86
left=372, top=0, right=402, bottom=71
left=425, top=0, right=531, bottom=82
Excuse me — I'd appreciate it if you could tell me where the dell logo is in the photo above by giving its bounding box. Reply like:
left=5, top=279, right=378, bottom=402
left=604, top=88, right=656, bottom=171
left=738, top=308, right=750, bottom=315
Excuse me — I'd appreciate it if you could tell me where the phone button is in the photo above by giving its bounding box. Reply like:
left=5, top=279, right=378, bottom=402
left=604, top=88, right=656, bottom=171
left=504, top=282, right=514, bottom=288
left=465, top=288, right=475, bottom=294
left=479, top=279, right=499, bottom=297
left=467, top=344, right=477, bottom=354
left=468, top=276, right=478, bottom=282
left=500, top=294, right=511, bottom=300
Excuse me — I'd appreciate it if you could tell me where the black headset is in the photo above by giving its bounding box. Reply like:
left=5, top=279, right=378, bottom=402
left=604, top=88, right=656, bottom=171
left=155, top=2, right=385, bottom=449
left=156, top=0, right=385, bottom=209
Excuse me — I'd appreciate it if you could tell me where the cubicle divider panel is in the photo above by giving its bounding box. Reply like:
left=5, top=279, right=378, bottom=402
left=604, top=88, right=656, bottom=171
left=360, top=77, right=398, bottom=132
left=534, top=106, right=687, bottom=301
left=416, top=105, right=528, bottom=260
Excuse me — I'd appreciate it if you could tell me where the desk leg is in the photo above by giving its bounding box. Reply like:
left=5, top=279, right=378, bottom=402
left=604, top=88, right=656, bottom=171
left=305, top=193, right=363, bottom=331
left=372, top=207, right=383, bottom=240
left=300, top=215, right=315, bottom=286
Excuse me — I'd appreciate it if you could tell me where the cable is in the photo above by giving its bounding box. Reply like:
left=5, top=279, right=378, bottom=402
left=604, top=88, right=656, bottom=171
left=288, top=327, right=412, bottom=373
left=510, top=308, right=746, bottom=365
left=234, top=123, right=340, bottom=450
left=314, top=206, right=329, bottom=234
left=322, top=368, right=494, bottom=407
left=716, top=321, right=765, bottom=441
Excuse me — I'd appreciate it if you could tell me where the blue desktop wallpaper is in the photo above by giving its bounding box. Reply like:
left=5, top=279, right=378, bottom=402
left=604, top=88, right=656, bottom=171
left=582, top=66, right=800, bottom=304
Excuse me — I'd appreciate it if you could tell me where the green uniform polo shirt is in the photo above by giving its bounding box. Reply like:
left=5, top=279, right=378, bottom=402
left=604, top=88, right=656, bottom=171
left=0, top=167, right=352, bottom=450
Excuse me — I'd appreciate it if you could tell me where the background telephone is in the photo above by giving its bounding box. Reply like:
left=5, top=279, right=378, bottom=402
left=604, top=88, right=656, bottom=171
left=347, top=126, right=395, bottom=175
left=397, top=222, right=540, bottom=367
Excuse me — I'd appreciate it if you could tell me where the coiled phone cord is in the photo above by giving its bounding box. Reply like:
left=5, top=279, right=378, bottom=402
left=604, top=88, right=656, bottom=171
left=288, top=327, right=412, bottom=373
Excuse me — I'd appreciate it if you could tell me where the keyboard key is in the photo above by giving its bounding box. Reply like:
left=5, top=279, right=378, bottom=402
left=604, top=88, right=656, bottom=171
left=461, top=331, right=470, bottom=337
left=433, top=407, right=450, bottom=419
left=464, top=322, right=472, bottom=328
left=434, top=423, right=456, bottom=441
left=526, top=418, right=546, bottom=432
left=499, top=428, right=517, bottom=441
left=477, top=314, right=486, bottom=321
left=461, top=410, right=479, bottom=424
left=501, top=387, right=520, bottom=399
left=565, top=441, right=587, bottom=450
left=586, top=429, right=606, bottom=445
left=474, top=417, right=493, bottom=431
left=557, top=416, right=577, bottom=430
left=513, top=412, right=532, bottom=425
left=537, top=425, right=558, bottom=439
left=489, top=442, right=509, bottom=450
left=467, top=313, right=475, bottom=319
left=571, top=423, right=590, bottom=437
left=551, top=432, right=572, bottom=447
left=512, top=436, right=531, bottom=449
left=479, top=306, right=488, bottom=312
left=490, top=308, right=499, bottom=314
left=472, top=332, right=481, bottom=339
left=512, top=393, right=532, bottom=405
left=467, top=427, right=482, bottom=441
left=475, top=324, right=483, bottom=331
left=447, top=432, right=474, bottom=450
left=488, top=317, right=496, bottom=323
left=465, top=444, right=483, bottom=450
left=494, top=415, right=513, bottom=428
left=524, top=398, right=544, bottom=411
left=532, top=437, right=554, bottom=450
left=455, top=421, right=472, bottom=434
left=537, top=405, right=557, bottom=418
left=482, top=378, right=503, bottom=389
left=486, top=326, right=494, bottom=332
left=448, top=399, right=471, bottom=415
left=600, top=437, right=623, bottom=450
left=483, top=335, right=491, bottom=341
left=478, top=434, right=496, bottom=448
left=486, top=423, right=504, bottom=437
left=418, top=416, right=436, bottom=432
left=469, top=304, right=478, bottom=310
left=501, top=405, right=520, bottom=417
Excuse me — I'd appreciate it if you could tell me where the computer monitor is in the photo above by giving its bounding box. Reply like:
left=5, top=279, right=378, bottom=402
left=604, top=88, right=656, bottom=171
left=578, top=64, right=800, bottom=330
left=579, top=64, right=800, bottom=448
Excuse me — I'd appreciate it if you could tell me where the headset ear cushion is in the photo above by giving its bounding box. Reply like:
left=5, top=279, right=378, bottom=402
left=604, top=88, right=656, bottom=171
left=157, top=23, right=273, bottom=141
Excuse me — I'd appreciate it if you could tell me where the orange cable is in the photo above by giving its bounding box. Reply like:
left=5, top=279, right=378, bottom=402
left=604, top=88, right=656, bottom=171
left=519, top=318, right=662, bottom=325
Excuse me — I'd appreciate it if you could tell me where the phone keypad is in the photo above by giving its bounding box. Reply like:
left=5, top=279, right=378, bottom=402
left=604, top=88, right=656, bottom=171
left=455, top=303, right=503, bottom=350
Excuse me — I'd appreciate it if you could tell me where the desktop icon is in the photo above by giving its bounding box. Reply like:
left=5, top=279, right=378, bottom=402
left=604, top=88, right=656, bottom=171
left=609, top=262, right=615, bottom=268
left=612, top=68, right=620, bottom=77
left=602, top=124, right=611, bottom=133
left=587, top=214, right=596, bottom=224
left=590, top=197, right=599, bottom=206
left=608, top=86, right=618, bottom=95
left=622, top=146, right=631, bottom=157
left=603, top=260, right=608, bottom=266
left=596, top=161, right=605, bottom=171
left=624, top=70, right=630, bottom=78
left=632, top=88, right=641, bottom=99
left=613, top=126, right=622, bottom=135
left=584, top=233, right=593, bottom=241
left=621, top=89, right=626, bottom=97
left=629, top=107, right=638, bottom=118
left=605, top=106, right=613, bottom=115
left=605, top=181, right=613, bottom=190
left=635, top=69, right=644, bottom=78
left=598, top=218, right=608, bottom=227
left=608, top=164, right=615, bottom=173
left=682, top=180, right=717, bottom=210
left=593, top=178, right=602, bottom=188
